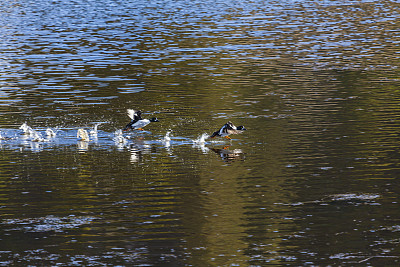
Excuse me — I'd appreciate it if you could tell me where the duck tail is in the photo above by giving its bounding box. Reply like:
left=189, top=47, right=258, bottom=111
left=123, top=121, right=133, bottom=131
left=209, top=131, right=218, bottom=138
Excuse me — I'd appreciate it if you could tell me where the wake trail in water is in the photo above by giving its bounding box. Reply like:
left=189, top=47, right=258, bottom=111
left=1, top=123, right=240, bottom=155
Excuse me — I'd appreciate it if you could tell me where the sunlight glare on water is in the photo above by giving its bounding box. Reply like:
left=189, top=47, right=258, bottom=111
left=0, top=0, right=400, bottom=265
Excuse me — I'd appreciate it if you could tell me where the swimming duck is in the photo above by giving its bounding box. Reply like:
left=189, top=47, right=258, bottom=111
left=209, top=121, right=246, bottom=139
left=123, top=109, right=159, bottom=131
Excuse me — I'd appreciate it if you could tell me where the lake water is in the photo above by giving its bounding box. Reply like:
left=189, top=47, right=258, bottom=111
left=1, top=0, right=400, bottom=265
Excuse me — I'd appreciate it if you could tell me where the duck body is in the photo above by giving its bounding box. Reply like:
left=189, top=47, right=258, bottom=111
left=123, top=109, right=159, bottom=131
left=210, top=121, right=246, bottom=139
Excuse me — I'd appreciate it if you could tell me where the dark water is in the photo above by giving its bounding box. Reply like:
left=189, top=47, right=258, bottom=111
left=1, top=0, right=400, bottom=265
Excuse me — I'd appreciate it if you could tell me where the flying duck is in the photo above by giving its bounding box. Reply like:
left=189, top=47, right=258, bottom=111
left=209, top=121, right=246, bottom=139
left=123, top=109, right=159, bottom=131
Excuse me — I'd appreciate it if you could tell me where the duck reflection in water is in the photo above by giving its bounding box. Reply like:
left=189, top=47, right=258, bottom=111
left=77, top=128, right=90, bottom=152
left=210, top=146, right=245, bottom=162
left=129, top=146, right=143, bottom=163
left=129, top=138, right=153, bottom=163
left=77, top=140, right=89, bottom=152
left=114, top=129, right=128, bottom=150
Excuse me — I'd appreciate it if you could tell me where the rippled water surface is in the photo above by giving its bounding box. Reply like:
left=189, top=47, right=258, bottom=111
left=1, top=0, right=400, bottom=265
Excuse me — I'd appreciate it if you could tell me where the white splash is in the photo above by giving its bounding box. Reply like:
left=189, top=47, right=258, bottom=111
left=89, top=123, right=102, bottom=136
left=19, top=123, right=34, bottom=135
left=114, top=129, right=127, bottom=144
left=77, top=129, right=90, bottom=141
left=192, top=133, right=210, bottom=153
left=30, top=130, right=44, bottom=142
left=46, top=128, right=57, bottom=138
left=164, top=131, right=172, bottom=141
left=18, top=123, right=44, bottom=141
left=192, top=133, right=209, bottom=144
left=162, top=131, right=172, bottom=149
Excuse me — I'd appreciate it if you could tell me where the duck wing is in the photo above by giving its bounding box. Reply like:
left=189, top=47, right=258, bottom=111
left=135, top=110, right=143, bottom=120
left=210, top=123, right=228, bottom=138
left=127, top=109, right=142, bottom=122
left=127, top=109, right=136, bottom=120
left=210, top=130, right=220, bottom=138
